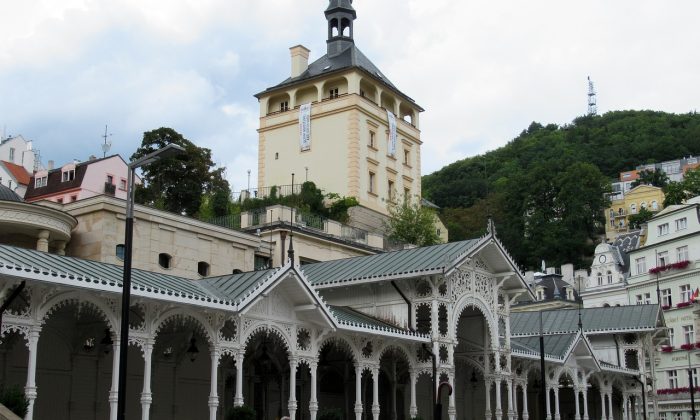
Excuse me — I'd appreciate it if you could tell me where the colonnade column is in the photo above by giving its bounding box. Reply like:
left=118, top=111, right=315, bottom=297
left=506, top=380, right=514, bottom=420
left=553, top=387, right=561, bottom=420
left=582, top=387, right=589, bottom=420
left=448, top=372, right=456, bottom=420
left=108, top=336, right=120, bottom=420
left=495, top=380, right=502, bottom=419
left=36, top=230, right=49, bottom=252
left=623, top=395, right=629, bottom=420
left=573, top=389, right=580, bottom=420
left=391, top=362, right=398, bottom=420
left=409, top=370, right=418, bottom=418
left=234, top=352, right=244, bottom=406
left=372, top=367, right=380, bottom=420
left=24, top=325, right=41, bottom=420
left=209, top=347, right=221, bottom=420
left=289, top=358, right=298, bottom=420
left=545, top=387, right=552, bottom=420
left=310, top=361, right=318, bottom=420
left=606, top=392, right=613, bottom=420
left=522, top=383, right=529, bottom=420
left=141, top=339, right=154, bottom=420
left=484, top=379, right=492, bottom=420
left=599, top=390, right=606, bottom=420
left=355, top=364, right=363, bottom=420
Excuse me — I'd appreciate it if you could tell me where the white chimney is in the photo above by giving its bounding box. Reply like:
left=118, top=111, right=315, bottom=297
left=48, top=160, right=54, bottom=170
left=290, top=45, right=311, bottom=78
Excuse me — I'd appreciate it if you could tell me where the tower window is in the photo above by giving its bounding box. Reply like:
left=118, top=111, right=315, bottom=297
left=368, top=172, right=376, bottom=194
left=404, top=149, right=410, bottom=165
left=158, top=253, right=172, bottom=269
left=8, top=148, right=15, bottom=161
left=387, top=180, right=394, bottom=202
left=329, top=88, right=339, bottom=99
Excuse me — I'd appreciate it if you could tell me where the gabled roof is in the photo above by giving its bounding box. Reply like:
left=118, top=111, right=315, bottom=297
left=511, top=333, right=577, bottom=359
left=301, top=239, right=481, bottom=287
left=510, top=305, right=662, bottom=336
left=330, top=305, right=429, bottom=341
left=1, top=161, right=31, bottom=185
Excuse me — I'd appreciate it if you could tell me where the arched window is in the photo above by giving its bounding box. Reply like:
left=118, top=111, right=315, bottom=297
left=597, top=272, right=603, bottom=286
left=630, top=203, right=637, bottom=214
left=607, top=271, right=613, bottom=284
left=640, top=201, right=647, bottom=210
left=651, top=201, right=659, bottom=210
left=158, top=253, right=172, bottom=269
left=198, top=261, right=210, bottom=277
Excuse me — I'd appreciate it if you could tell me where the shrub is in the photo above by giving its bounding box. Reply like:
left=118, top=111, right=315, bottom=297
left=226, top=405, right=256, bottom=420
left=317, top=408, right=343, bottom=420
left=0, top=385, right=29, bottom=417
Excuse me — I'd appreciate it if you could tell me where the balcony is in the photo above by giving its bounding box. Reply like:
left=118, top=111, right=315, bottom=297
left=104, top=182, right=116, bottom=196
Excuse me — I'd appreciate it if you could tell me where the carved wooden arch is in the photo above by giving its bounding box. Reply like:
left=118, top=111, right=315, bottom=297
left=152, top=307, right=216, bottom=346
left=316, top=334, right=358, bottom=363
left=452, top=295, right=498, bottom=349
left=376, top=341, right=417, bottom=368
left=38, top=290, right=119, bottom=334
left=242, top=321, right=293, bottom=355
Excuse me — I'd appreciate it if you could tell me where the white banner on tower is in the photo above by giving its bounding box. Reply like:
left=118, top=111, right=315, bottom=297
left=387, top=109, right=397, bottom=157
left=299, top=103, right=312, bottom=151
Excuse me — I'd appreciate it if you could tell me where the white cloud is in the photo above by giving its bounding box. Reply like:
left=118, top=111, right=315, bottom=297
left=0, top=0, right=698, bottom=187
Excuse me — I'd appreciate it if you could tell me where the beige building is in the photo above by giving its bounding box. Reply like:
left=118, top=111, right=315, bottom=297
left=606, top=184, right=665, bottom=241
left=255, top=0, right=423, bottom=218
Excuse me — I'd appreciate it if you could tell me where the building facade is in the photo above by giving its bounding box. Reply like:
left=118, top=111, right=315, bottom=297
left=605, top=185, right=665, bottom=241
left=255, top=1, right=422, bottom=218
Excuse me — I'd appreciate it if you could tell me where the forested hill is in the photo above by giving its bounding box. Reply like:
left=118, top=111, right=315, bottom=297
left=422, top=110, right=700, bottom=270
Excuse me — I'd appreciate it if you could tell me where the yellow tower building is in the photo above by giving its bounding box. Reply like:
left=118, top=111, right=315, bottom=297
left=255, top=0, right=424, bottom=220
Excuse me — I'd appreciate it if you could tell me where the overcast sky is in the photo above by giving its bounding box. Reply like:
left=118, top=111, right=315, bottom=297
left=1, top=0, right=698, bottom=191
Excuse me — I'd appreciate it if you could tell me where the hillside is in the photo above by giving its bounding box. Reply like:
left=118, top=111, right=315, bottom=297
left=422, top=110, right=700, bottom=270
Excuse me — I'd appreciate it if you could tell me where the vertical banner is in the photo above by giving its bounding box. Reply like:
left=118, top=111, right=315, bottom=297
left=387, top=109, right=397, bottom=157
left=299, top=103, right=312, bottom=151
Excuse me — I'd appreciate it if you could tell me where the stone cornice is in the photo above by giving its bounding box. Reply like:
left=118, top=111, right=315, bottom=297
left=0, top=200, right=77, bottom=240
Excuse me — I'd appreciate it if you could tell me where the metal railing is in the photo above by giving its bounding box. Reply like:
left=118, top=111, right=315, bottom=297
left=205, top=213, right=241, bottom=230
left=233, top=184, right=304, bottom=201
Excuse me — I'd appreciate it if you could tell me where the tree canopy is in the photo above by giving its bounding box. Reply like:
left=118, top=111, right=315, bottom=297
left=132, top=127, right=230, bottom=217
left=422, top=110, right=700, bottom=269
left=663, top=167, right=700, bottom=206
left=386, top=198, right=442, bottom=247
left=632, top=169, right=669, bottom=188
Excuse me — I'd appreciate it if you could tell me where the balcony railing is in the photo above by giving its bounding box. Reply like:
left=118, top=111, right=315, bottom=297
left=104, top=182, right=116, bottom=196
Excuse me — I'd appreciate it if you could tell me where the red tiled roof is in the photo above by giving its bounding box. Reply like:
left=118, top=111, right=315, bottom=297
left=1, top=161, right=31, bottom=185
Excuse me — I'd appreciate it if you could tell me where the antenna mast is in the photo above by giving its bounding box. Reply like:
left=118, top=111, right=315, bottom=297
left=587, top=76, right=597, bottom=116
left=101, top=125, right=113, bottom=157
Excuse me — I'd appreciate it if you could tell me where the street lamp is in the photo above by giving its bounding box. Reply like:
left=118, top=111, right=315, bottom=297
left=116, top=143, right=185, bottom=420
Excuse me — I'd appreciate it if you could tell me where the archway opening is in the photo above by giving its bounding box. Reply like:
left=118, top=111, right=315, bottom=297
left=378, top=347, right=411, bottom=420
left=152, top=316, right=211, bottom=420
left=317, top=339, right=356, bottom=420
left=454, top=305, right=491, bottom=419
left=244, top=329, right=290, bottom=420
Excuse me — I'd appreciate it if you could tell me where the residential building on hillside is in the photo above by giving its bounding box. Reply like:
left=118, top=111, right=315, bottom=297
left=605, top=184, right=665, bottom=241
left=0, top=135, right=39, bottom=195
left=24, top=155, right=134, bottom=204
left=611, top=156, right=700, bottom=201
left=583, top=196, right=700, bottom=419
left=254, top=0, right=425, bottom=231
left=0, top=160, right=31, bottom=197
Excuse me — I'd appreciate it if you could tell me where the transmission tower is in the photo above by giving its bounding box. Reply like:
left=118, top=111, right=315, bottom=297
left=587, top=76, right=597, bottom=116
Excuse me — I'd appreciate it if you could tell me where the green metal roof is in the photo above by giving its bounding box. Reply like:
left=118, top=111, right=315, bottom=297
left=0, top=244, right=278, bottom=308
left=511, top=334, right=577, bottom=359
left=329, top=305, right=429, bottom=340
left=302, top=239, right=480, bottom=286
left=510, top=305, right=661, bottom=337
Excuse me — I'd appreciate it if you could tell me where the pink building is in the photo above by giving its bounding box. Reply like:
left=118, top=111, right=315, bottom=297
left=25, top=155, right=135, bottom=203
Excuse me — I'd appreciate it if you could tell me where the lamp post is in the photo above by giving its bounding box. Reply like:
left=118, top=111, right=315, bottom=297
left=116, top=143, right=185, bottom=420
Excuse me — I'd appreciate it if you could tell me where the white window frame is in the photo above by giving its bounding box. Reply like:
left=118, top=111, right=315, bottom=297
left=8, top=147, right=14, bottom=161
left=658, top=223, right=669, bottom=236
left=597, top=272, right=603, bottom=286
left=681, top=284, right=692, bottom=303
left=683, top=325, right=695, bottom=345
left=635, top=257, right=646, bottom=275
left=607, top=271, right=613, bottom=284
left=662, top=288, right=672, bottom=307
left=677, top=245, right=689, bottom=262
left=62, top=169, right=75, bottom=182
left=676, top=217, right=687, bottom=231
left=669, top=328, right=675, bottom=347
left=668, top=370, right=678, bottom=389
left=658, top=251, right=669, bottom=267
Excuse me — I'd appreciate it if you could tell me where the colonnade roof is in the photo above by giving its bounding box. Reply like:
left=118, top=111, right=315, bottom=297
left=301, top=239, right=481, bottom=287
left=510, top=305, right=663, bottom=337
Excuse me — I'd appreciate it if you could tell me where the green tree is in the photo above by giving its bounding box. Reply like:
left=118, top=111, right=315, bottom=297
left=663, top=181, right=688, bottom=206
left=628, top=207, right=654, bottom=229
left=132, top=127, right=230, bottom=216
left=631, top=169, right=669, bottom=188
left=386, top=199, right=442, bottom=247
left=684, top=167, right=700, bottom=197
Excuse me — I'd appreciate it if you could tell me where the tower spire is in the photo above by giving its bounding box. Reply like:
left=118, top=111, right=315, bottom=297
left=587, top=76, right=597, bottom=116
left=325, top=0, right=357, bottom=56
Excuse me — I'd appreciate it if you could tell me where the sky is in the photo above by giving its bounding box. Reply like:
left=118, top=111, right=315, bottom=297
left=1, top=0, right=698, bottom=192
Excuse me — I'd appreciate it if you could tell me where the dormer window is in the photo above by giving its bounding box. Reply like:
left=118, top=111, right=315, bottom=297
left=62, top=169, right=75, bottom=182
left=280, top=101, right=289, bottom=112
left=566, top=288, right=574, bottom=301
left=34, top=176, right=47, bottom=188
left=329, top=87, right=339, bottom=99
